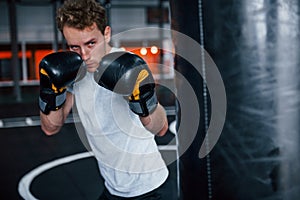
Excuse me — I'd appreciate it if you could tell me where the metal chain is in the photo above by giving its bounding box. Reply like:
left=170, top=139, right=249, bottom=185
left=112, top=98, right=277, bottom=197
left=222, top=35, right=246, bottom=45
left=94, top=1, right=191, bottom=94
left=198, top=0, right=213, bottom=199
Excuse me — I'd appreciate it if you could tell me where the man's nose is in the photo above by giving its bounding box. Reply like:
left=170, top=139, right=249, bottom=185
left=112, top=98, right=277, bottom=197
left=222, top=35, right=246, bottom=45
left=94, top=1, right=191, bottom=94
left=80, top=48, right=90, bottom=61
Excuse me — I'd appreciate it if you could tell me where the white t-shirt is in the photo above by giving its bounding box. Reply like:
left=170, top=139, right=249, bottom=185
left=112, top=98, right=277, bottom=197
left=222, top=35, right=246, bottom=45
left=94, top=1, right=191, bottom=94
left=73, top=48, right=168, bottom=197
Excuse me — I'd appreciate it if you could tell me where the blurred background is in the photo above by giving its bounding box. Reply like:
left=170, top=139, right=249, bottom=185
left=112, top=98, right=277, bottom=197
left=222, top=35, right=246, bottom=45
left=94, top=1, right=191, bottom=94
left=2, top=0, right=300, bottom=200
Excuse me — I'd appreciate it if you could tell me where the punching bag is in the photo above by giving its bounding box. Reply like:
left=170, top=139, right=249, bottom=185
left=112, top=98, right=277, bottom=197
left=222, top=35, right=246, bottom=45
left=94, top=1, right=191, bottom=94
left=170, top=0, right=300, bottom=199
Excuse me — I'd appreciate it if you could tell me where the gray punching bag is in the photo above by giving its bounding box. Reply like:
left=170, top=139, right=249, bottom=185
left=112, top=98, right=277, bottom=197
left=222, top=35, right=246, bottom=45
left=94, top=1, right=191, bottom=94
left=170, top=0, right=300, bottom=200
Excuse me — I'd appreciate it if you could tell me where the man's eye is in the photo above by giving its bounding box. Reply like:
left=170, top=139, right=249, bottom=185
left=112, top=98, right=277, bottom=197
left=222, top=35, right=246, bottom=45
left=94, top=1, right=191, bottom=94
left=70, top=46, right=79, bottom=50
left=88, top=42, right=95, bottom=46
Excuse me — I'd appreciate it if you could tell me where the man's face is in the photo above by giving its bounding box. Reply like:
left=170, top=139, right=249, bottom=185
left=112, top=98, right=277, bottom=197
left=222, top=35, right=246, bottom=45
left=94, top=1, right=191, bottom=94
left=63, top=23, right=111, bottom=73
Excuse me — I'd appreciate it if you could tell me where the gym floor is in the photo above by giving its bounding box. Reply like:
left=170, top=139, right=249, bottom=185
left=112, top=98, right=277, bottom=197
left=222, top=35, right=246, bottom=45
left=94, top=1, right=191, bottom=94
left=0, top=86, right=178, bottom=200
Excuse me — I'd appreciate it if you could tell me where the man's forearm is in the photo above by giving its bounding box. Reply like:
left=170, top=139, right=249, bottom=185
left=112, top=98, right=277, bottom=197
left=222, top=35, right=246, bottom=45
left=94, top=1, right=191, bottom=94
left=140, top=103, right=168, bottom=136
left=40, top=110, right=65, bottom=135
left=40, top=92, right=74, bottom=135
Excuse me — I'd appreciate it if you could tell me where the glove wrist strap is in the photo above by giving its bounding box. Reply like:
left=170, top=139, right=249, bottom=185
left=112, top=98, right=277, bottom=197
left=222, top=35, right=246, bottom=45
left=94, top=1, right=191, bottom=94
left=39, top=90, right=66, bottom=114
left=129, top=93, right=158, bottom=117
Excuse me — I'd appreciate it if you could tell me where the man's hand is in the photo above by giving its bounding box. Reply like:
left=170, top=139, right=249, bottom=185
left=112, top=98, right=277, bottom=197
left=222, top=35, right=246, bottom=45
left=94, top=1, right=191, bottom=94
left=94, top=51, right=158, bottom=117
left=39, top=51, right=83, bottom=114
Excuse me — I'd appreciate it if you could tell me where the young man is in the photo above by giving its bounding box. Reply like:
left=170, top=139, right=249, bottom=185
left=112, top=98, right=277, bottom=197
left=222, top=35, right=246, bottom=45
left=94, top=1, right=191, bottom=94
left=39, top=0, right=175, bottom=199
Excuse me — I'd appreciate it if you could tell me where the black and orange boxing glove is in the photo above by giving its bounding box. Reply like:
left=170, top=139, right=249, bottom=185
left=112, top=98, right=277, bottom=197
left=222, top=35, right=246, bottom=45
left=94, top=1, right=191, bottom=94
left=39, top=51, right=83, bottom=114
left=94, top=51, right=158, bottom=117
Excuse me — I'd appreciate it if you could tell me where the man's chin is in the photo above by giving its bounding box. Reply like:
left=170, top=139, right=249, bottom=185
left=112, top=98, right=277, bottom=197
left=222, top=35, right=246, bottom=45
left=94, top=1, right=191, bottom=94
left=87, top=68, right=97, bottom=73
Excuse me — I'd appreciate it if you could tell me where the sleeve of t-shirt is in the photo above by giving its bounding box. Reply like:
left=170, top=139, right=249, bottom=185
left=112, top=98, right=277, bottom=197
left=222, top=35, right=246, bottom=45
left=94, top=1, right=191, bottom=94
left=67, top=85, right=74, bottom=94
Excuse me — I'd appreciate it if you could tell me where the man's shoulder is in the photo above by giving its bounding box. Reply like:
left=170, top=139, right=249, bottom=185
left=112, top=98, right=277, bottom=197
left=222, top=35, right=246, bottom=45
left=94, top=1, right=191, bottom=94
left=110, top=47, right=126, bottom=53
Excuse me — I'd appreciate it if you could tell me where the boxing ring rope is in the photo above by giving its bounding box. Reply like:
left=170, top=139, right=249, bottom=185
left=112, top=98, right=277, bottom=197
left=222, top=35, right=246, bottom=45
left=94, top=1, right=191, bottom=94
left=0, top=106, right=176, bottom=129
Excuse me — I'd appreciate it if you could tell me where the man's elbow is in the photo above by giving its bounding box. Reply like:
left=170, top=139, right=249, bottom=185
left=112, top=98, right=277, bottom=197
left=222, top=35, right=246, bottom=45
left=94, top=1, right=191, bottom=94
left=41, top=124, right=61, bottom=136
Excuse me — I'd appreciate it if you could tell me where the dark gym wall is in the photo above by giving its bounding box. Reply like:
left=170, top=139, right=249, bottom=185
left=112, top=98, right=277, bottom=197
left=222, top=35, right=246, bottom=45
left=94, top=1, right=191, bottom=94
left=170, top=0, right=300, bottom=199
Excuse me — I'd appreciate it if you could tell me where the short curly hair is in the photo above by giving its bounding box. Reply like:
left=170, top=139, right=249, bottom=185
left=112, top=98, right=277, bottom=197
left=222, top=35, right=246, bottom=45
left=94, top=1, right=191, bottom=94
left=57, top=0, right=107, bottom=34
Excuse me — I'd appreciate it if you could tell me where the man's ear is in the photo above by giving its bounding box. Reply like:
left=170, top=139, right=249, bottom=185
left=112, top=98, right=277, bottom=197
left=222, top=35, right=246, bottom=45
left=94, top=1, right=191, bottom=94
left=104, top=26, right=111, bottom=43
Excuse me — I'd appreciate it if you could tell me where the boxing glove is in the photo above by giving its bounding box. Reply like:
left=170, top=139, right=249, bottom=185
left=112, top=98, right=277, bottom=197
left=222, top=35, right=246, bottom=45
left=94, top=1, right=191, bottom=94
left=39, top=51, right=83, bottom=114
left=94, top=51, right=158, bottom=117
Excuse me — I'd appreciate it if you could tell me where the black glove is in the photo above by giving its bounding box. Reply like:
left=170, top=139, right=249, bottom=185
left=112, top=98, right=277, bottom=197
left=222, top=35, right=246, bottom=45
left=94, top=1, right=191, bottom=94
left=94, top=51, right=158, bottom=117
left=39, top=51, right=83, bottom=114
